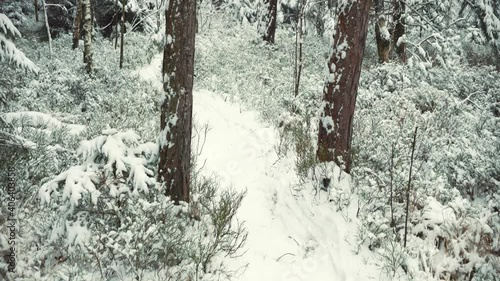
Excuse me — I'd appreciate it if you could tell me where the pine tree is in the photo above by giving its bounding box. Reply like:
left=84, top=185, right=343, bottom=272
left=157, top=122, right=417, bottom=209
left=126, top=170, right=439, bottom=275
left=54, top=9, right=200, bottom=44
left=0, top=13, right=38, bottom=73
left=158, top=0, right=197, bottom=204
left=317, top=0, right=371, bottom=173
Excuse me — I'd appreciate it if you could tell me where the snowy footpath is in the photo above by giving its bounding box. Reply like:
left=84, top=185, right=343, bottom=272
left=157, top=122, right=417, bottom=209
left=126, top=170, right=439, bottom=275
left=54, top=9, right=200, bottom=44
left=138, top=56, right=380, bottom=281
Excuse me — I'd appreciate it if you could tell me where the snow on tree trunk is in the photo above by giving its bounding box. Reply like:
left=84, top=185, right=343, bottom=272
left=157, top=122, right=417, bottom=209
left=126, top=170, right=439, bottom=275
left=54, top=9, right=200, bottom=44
left=375, top=17, right=391, bottom=63
left=158, top=0, right=196, bottom=204
left=263, top=0, right=278, bottom=43
left=392, top=0, right=406, bottom=63
left=83, top=0, right=93, bottom=74
left=72, top=0, right=83, bottom=49
left=374, top=0, right=390, bottom=63
left=317, top=0, right=371, bottom=173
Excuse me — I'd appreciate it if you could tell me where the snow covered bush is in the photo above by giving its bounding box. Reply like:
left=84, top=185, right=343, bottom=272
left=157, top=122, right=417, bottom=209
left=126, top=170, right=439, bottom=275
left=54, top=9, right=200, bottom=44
left=352, top=62, right=500, bottom=280
left=33, top=128, right=246, bottom=280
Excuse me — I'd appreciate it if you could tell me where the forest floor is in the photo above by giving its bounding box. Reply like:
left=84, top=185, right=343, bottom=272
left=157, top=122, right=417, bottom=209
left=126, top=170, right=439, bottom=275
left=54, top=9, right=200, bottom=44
left=138, top=55, right=382, bottom=280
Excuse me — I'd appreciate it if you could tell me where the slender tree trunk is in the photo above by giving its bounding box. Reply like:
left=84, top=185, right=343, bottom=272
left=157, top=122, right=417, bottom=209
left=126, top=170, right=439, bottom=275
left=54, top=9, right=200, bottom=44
left=158, top=0, right=197, bottom=204
left=120, top=0, right=126, bottom=68
left=404, top=127, right=418, bottom=248
left=35, top=0, right=39, bottom=21
left=42, top=0, right=52, bottom=55
left=393, top=0, right=406, bottom=63
left=73, top=0, right=83, bottom=49
left=294, top=0, right=305, bottom=98
left=83, top=0, right=93, bottom=74
left=317, top=0, right=371, bottom=173
left=114, top=0, right=119, bottom=49
left=263, top=0, right=278, bottom=43
left=374, top=0, right=390, bottom=63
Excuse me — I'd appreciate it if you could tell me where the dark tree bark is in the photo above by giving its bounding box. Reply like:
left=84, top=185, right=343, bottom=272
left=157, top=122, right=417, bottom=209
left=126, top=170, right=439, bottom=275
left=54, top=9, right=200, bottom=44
left=119, top=0, right=125, bottom=68
left=158, top=0, right=197, bottom=204
left=72, top=0, right=83, bottom=49
left=35, top=0, right=39, bottom=21
left=374, top=0, right=390, bottom=63
left=392, top=0, right=406, bottom=63
left=317, top=0, right=371, bottom=173
left=263, top=0, right=278, bottom=43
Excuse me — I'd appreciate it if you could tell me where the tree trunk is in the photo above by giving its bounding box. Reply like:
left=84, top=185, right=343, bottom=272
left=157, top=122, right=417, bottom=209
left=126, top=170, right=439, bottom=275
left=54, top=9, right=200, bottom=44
left=114, top=0, right=119, bottom=49
left=317, top=0, right=371, bottom=173
left=263, top=0, right=278, bottom=43
left=392, top=0, right=406, bottom=63
left=119, top=0, right=125, bottom=68
left=72, top=0, right=83, bottom=49
left=42, top=0, right=52, bottom=55
left=158, top=0, right=197, bottom=204
left=35, top=0, right=39, bottom=21
left=374, top=0, right=390, bottom=63
left=294, top=0, right=305, bottom=98
left=375, top=18, right=391, bottom=63
left=83, top=0, right=93, bottom=74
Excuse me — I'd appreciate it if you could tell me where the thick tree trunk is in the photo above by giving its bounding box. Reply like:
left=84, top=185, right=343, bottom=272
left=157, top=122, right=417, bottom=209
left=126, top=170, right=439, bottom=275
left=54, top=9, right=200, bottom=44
left=263, top=0, right=278, bottom=43
left=317, top=0, right=371, bottom=173
left=392, top=0, right=406, bottom=63
left=72, top=0, right=83, bottom=49
left=83, top=0, right=93, bottom=73
left=158, top=0, right=196, bottom=204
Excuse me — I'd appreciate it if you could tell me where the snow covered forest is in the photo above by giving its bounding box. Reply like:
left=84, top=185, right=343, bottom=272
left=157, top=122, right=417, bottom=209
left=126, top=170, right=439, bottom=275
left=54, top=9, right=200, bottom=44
left=0, top=0, right=499, bottom=280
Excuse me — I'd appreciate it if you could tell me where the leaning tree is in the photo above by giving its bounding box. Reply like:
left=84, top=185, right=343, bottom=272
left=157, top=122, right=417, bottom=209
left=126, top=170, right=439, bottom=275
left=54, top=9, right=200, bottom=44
left=158, top=0, right=197, bottom=203
left=317, top=0, right=372, bottom=173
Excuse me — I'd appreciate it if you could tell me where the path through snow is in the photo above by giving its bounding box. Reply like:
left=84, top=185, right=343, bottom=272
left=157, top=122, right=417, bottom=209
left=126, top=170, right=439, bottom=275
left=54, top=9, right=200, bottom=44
left=138, top=55, right=380, bottom=281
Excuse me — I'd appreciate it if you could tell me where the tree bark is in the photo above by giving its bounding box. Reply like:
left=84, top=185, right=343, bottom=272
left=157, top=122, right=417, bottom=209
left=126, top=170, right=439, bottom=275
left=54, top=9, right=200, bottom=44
left=374, top=0, right=390, bottom=63
left=392, top=0, right=406, bottom=63
left=72, top=0, right=83, bottom=49
left=35, top=0, right=39, bottom=21
left=294, top=0, right=305, bottom=98
left=317, top=0, right=371, bottom=173
left=42, top=0, right=52, bottom=55
left=158, top=0, right=197, bottom=204
left=263, top=0, right=278, bottom=43
left=114, top=0, right=119, bottom=49
left=119, top=0, right=125, bottom=68
left=83, top=0, right=93, bottom=74
left=375, top=18, right=391, bottom=63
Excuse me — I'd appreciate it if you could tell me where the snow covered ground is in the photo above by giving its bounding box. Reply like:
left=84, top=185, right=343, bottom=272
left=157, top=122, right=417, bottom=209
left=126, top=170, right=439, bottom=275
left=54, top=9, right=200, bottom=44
left=138, top=55, right=381, bottom=281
